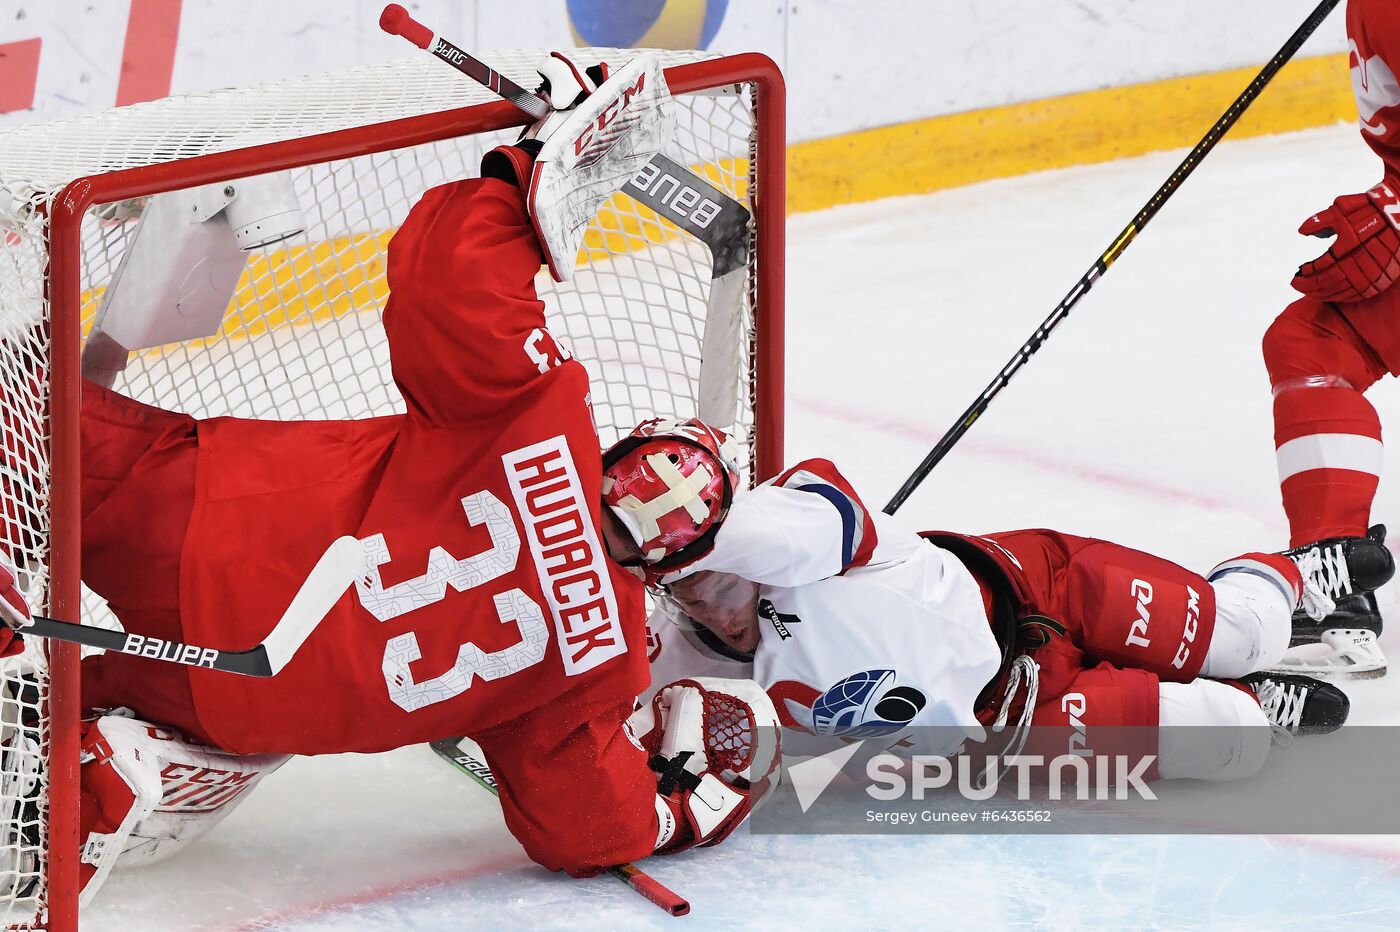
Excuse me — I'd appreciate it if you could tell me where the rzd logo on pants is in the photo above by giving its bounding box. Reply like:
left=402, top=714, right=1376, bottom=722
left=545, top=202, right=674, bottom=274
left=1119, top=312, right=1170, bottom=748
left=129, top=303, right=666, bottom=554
left=1061, top=692, right=1090, bottom=757
left=1124, top=579, right=1153, bottom=649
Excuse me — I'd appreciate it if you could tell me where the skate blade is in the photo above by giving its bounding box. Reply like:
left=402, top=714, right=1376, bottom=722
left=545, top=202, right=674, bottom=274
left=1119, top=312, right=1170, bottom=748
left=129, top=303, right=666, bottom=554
left=1273, top=628, right=1387, bottom=679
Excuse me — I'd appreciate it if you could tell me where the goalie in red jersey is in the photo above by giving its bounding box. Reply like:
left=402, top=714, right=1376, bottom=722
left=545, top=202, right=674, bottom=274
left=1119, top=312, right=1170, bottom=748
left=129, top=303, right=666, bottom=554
left=1261, top=0, right=1400, bottom=675
left=0, top=54, right=778, bottom=905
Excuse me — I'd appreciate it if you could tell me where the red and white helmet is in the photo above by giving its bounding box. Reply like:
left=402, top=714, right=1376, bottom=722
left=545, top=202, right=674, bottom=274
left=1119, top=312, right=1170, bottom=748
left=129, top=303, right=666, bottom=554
left=601, top=417, right=741, bottom=586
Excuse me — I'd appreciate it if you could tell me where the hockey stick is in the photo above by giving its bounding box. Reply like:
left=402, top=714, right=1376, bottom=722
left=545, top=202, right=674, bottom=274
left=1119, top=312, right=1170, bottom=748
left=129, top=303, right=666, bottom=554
left=379, top=4, right=753, bottom=426
left=883, top=0, right=1342, bottom=515
left=24, top=536, right=365, bottom=677
left=428, top=737, right=691, bottom=917
left=373, top=10, right=752, bottom=259
left=380, top=4, right=552, bottom=121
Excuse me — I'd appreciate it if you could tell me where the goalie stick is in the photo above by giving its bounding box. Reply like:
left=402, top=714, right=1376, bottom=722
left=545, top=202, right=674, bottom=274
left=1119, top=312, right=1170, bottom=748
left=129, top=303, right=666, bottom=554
left=883, top=0, right=1343, bottom=515
left=428, top=736, right=691, bottom=917
left=379, top=3, right=753, bottom=427
left=24, top=536, right=365, bottom=676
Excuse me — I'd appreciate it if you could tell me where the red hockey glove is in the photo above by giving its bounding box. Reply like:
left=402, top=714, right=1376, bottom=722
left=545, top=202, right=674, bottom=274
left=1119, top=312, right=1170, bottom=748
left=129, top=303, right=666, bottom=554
left=1292, top=181, right=1400, bottom=303
left=627, top=677, right=781, bottom=854
left=0, top=550, right=32, bottom=657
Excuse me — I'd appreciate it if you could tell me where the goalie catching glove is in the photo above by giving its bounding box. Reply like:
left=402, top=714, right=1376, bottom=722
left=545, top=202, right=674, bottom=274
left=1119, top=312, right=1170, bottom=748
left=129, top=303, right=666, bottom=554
left=1292, top=180, right=1400, bottom=303
left=480, top=51, right=676, bottom=283
left=627, top=677, right=781, bottom=853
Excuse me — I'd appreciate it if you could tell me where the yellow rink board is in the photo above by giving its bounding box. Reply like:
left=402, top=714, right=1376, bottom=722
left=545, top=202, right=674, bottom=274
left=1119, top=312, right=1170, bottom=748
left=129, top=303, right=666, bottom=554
left=789, top=52, right=1356, bottom=213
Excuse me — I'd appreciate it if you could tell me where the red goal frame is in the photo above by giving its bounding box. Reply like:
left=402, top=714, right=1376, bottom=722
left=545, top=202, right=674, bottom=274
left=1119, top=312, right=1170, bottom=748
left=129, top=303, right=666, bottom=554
left=38, top=53, right=785, bottom=931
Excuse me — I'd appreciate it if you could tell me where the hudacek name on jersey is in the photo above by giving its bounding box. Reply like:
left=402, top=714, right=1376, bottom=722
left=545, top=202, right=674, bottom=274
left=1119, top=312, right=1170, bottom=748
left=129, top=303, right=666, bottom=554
left=504, top=436, right=627, bottom=675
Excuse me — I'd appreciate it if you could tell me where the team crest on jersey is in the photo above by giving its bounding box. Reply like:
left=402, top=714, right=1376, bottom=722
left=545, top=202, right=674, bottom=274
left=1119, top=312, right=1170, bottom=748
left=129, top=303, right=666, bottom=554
left=758, top=598, right=800, bottom=641
left=811, top=669, right=927, bottom=738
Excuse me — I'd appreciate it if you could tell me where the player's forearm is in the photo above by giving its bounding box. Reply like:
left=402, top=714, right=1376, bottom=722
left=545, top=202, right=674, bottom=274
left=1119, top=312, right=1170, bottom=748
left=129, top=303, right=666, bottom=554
left=382, top=178, right=572, bottom=421
left=504, top=772, right=661, bottom=878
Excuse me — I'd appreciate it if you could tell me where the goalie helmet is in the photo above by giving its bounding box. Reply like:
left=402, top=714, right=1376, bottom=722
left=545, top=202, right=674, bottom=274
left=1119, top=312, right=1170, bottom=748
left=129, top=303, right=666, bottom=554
left=601, top=418, right=741, bottom=586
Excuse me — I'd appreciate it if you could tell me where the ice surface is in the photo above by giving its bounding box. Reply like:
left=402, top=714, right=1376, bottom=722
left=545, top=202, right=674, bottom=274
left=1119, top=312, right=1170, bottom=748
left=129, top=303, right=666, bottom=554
left=86, top=122, right=1400, bottom=929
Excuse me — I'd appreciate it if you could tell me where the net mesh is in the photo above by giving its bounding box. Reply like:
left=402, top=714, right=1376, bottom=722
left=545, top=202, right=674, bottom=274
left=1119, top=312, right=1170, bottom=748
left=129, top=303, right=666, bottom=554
left=703, top=689, right=757, bottom=775
left=0, top=49, right=768, bottom=928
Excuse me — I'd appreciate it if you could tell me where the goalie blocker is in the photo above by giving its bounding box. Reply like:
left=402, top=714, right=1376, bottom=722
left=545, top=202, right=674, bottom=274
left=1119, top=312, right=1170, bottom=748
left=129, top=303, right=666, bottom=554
left=480, top=51, right=676, bottom=283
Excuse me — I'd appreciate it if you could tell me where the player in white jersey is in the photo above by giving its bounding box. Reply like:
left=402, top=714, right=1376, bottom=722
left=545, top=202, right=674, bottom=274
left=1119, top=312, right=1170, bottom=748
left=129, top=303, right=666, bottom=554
left=597, top=426, right=1350, bottom=782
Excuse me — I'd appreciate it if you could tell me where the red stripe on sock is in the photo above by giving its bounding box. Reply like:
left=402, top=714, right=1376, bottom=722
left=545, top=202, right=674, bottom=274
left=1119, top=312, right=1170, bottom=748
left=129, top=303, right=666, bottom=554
left=1280, top=470, right=1378, bottom=547
left=1273, top=385, right=1382, bottom=546
left=1273, top=386, right=1382, bottom=446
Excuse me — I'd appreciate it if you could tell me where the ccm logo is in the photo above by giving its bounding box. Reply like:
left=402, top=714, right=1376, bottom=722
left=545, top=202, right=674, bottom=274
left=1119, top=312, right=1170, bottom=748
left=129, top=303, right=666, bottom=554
left=1169, top=586, right=1202, bottom=670
left=574, top=73, right=648, bottom=157
left=1367, top=181, right=1400, bottom=231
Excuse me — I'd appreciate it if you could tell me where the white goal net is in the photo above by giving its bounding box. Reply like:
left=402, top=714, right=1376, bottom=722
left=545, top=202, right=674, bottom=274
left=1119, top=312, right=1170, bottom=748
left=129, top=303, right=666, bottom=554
left=0, top=49, right=783, bottom=929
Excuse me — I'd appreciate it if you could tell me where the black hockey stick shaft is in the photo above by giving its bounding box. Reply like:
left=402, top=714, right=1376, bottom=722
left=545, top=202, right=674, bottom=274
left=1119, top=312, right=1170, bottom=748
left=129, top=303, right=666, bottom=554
left=22, top=535, right=363, bottom=677
left=27, top=615, right=274, bottom=676
left=428, top=738, right=691, bottom=917
left=883, top=0, right=1342, bottom=515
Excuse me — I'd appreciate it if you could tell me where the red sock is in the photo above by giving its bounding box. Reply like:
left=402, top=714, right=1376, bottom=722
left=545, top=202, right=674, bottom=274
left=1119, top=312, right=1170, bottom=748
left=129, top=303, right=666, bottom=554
left=1273, top=385, right=1382, bottom=547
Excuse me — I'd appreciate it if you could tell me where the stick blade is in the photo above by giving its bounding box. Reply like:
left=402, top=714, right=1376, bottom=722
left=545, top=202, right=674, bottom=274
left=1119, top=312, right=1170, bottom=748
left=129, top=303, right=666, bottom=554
left=262, top=536, right=366, bottom=674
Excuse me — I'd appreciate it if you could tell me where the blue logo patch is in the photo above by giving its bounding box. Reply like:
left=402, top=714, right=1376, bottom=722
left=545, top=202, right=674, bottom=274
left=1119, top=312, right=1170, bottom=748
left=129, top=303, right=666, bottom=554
left=811, top=669, right=927, bottom=737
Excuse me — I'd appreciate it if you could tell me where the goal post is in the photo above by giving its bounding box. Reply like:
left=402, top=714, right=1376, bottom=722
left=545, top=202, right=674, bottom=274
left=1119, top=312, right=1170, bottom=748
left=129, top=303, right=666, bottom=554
left=0, top=49, right=784, bottom=930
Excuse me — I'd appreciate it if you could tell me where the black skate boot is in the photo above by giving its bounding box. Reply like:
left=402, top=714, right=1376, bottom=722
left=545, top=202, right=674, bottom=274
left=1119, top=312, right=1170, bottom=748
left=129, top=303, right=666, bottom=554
left=1240, top=672, right=1350, bottom=742
left=1280, top=524, right=1394, bottom=676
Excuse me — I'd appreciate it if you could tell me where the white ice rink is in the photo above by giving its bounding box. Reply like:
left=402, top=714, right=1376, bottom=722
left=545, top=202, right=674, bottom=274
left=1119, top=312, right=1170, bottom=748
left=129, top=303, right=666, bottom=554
left=85, top=121, right=1400, bottom=930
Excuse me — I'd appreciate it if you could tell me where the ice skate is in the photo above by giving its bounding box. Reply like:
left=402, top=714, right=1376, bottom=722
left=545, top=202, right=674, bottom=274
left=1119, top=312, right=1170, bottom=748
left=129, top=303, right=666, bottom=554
left=1277, top=525, right=1393, bottom=677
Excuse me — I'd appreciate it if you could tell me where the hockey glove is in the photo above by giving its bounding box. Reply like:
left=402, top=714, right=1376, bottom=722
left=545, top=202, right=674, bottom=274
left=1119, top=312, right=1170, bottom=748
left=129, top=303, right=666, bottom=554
left=627, top=677, right=781, bottom=854
left=480, top=51, right=675, bottom=283
left=0, top=550, right=31, bottom=657
left=1292, top=181, right=1400, bottom=303
left=479, top=52, right=605, bottom=190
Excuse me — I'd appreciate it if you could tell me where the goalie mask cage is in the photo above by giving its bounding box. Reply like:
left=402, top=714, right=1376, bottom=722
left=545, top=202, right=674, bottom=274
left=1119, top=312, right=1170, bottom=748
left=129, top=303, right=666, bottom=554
left=0, top=50, right=784, bottom=930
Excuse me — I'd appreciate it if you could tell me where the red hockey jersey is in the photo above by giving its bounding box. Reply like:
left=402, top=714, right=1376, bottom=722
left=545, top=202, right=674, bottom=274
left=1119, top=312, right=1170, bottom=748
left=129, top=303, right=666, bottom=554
left=1349, top=0, right=1400, bottom=182
left=157, top=177, right=656, bottom=872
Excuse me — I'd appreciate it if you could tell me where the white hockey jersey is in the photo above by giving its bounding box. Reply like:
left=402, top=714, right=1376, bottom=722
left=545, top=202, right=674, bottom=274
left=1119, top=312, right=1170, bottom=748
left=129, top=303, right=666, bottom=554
left=646, top=460, right=1004, bottom=752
